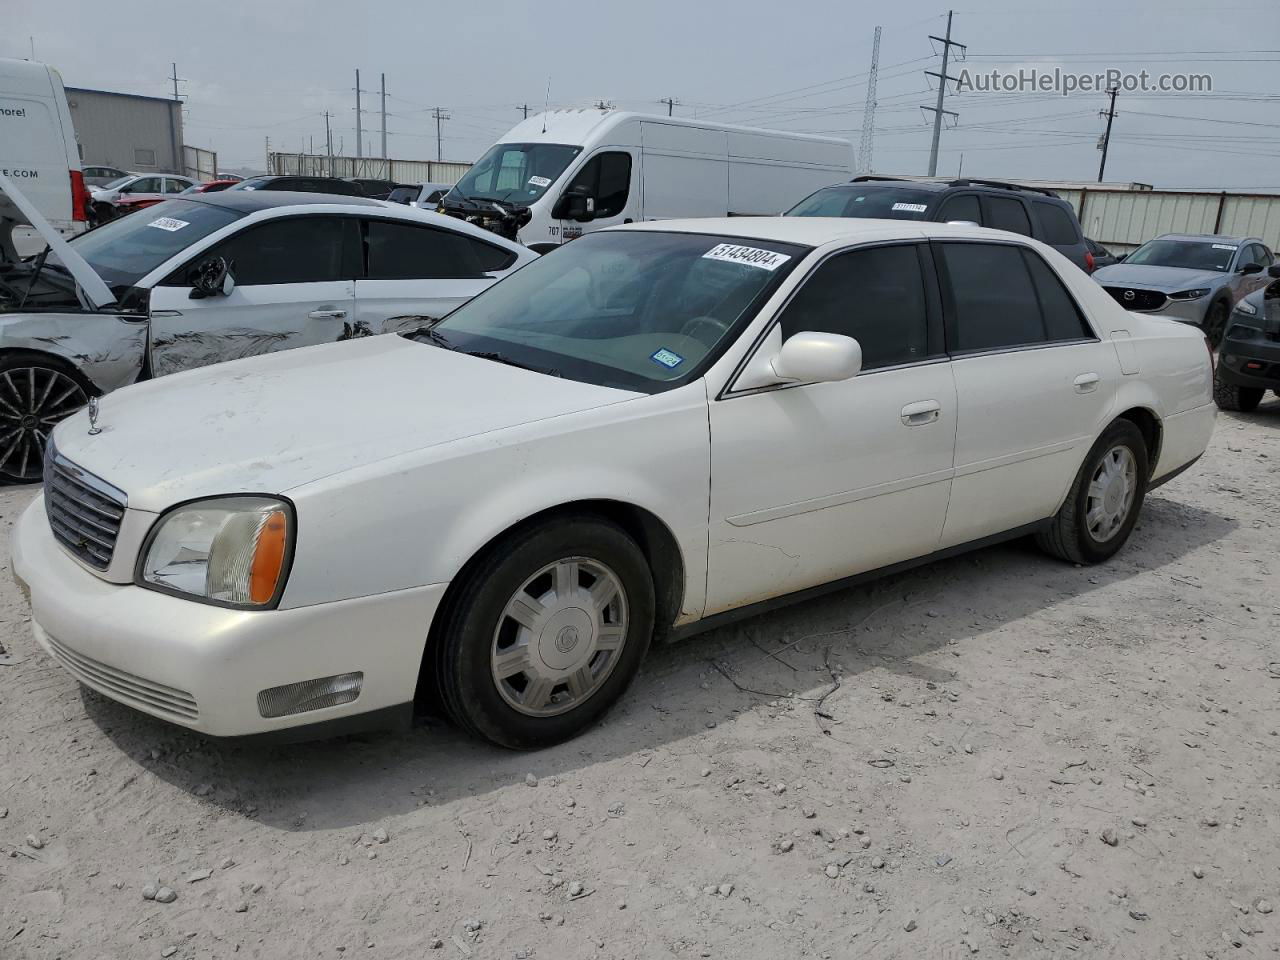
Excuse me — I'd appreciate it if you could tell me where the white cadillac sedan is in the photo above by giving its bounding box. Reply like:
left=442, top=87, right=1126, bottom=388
left=11, top=219, right=1216, bottom=749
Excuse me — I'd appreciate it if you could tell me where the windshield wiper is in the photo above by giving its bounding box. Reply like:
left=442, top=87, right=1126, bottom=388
left=16, top=246, right=51, bottom=310
left=462, top=350, right=561, bottom=378
left=404, top=326, right=456, bottom=349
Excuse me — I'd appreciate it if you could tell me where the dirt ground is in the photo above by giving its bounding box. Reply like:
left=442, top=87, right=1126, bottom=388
left=1, top=401, right=1278, bottom=960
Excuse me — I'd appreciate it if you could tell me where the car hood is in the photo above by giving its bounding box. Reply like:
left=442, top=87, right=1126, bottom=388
left=50, top=334, right=641, bottom=512
left=1091, top=263, right=1225, bottom=292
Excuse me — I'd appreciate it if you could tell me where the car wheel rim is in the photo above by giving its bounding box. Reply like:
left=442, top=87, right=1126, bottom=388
left=0, top=367, right=87, bottom=481
left=491, top=556, right=629, bottom=718
left=1085, top=445, right=1137, bottom=543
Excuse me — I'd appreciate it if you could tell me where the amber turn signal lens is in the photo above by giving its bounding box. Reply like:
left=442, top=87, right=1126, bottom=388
left=249, top=510, right=288, bottom=605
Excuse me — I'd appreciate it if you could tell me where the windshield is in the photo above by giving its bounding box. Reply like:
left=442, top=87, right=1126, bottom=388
left=423, top=231, right=807, bottom=392
left=63, top=199, right=243, bottom=291
left=1125, top=239, right=1236, bottom=272
left=787, top=184, right=936, bottom=220
left=99, top=175, right=133, bottom=191
left=448, top=142, right=582, bottom=205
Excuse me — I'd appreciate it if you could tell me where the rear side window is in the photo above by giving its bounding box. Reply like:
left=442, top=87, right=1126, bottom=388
left=985, top=196, right=1032, bottom=236
left=366, top=220, right=512, bottom=279
left=936, top=194, right=982, bottom=224
left=779, top=244, right=932, bottom=370
left=1033, top=201, right=1080, bottom=245
left=203, top=216, right=353, bottom=285
left=939, top=242, right=1092, bottom=352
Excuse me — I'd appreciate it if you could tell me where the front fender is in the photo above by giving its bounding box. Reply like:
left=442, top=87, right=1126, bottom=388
left=0, top=311, right=146, bottom=393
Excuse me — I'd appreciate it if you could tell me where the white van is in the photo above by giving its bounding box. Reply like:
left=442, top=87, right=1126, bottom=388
left=438, top=110, right=852, bottom=253
left=0, top=58, right=89, bottom=261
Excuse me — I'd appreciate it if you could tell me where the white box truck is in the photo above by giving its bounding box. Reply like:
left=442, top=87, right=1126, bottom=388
left=438, top=110, right=852, bottom=252
left=1, top=58, right=90, bottom=261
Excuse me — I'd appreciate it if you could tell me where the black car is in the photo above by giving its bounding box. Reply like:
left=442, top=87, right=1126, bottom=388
left=1213, top=265, right=1280, bottom=412
left=1085, top=237, right=1120, bottom=270
left=787, top=176, right=1092, bottom=274
left=345, top=178, right=399, bottom=200
left=230, top=176, right=366, bottom=197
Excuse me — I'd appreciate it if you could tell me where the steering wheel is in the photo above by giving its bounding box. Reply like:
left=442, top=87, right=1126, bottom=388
left=678, top=315, right=729, bottom=347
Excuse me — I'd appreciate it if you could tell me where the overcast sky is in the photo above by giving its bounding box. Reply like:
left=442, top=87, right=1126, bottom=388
left=6, top=0, right=1278, bottom=187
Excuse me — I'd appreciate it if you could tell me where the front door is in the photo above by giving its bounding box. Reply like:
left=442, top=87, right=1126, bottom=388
left=706, top=242, right=957, bottom=616
left=555, top=150, right=636, bottom=244
left=146, top=215, right=359, bottom=377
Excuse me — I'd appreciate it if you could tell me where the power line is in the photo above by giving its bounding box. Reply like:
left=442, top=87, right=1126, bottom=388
left=658, top=97, right=680, bottom=116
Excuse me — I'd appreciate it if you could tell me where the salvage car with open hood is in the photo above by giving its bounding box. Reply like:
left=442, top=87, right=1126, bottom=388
left=0, top=172, right=535, bottom=483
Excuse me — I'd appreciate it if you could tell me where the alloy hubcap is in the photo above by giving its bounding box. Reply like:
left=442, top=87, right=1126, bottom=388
left=1086, top=445, right=1137, bottom=542
left=0, top=367, right=88, bottom=481
left=491, top=557, right=628, bottom=717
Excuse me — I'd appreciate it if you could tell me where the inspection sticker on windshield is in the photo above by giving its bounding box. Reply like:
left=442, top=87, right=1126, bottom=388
left=651, top=347, right=685, bottom=369
left=1212, top=243, right=1237, bottom=250
left=147, top=216, right=190, bottom=232
left=702, top=243, right=791, bottom=271
left=892, top=202, right=928, bottom=213
left=528, top=175, right=551, bottom=188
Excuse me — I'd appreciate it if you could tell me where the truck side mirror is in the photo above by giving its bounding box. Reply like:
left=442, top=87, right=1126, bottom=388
left=554, top=185, right=596, bottom=222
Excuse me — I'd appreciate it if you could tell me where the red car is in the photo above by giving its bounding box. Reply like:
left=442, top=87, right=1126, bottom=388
left=180, top=179, right=241, bottom=194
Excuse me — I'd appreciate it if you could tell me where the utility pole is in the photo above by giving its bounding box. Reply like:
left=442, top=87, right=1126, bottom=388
left=324, top=111, right=333, bottom=174
left=355, top=69, right=363, bottom=159
left=264, top=137, right=270, bottom=173
left=168, top=62, right=186, bottom=176
left=855, top=27, right=881, bottom=175
left=659, top=97, right=679, bottom=116
left=922, top=10, right=964, bottom=177
left=380, top=73, right=387, bottom=159
left=517, top=104, right=529, bottom=119
left=431, top=107, right=450, bottom=162
left=1097, top=86, right=1119, bottom=183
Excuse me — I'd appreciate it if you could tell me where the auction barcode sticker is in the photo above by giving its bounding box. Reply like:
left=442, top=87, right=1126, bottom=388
left=1212, top=243, right=1237, bottom=250
left=528, top=175, right=551, bottom=187
left=147, top=217, right=190, bottom=232
left=702, top=243, right=791, bottom=271
left=892, top=202, right=928, bottom=213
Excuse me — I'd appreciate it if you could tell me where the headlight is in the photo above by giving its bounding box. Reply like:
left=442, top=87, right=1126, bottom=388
left=1168, top=288, right=1211, bottom=301
left=1234, top=299, right=1259, bottom=317
left=138, top=496, right=293, bottom=608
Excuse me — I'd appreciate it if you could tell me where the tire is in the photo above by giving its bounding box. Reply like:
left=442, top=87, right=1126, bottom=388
left=1036, top=419, right=1149, bottom=565
left=1213, top=370, right=1264, bottom=412
left=0, top=352, right=93, bottom=485
left=1203, top=300, right=1230, bottom=348
left=432, top=514, right=655, bottom=749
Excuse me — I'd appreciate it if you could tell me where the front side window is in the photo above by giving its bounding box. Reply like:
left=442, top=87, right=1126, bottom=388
left=1033, top=201, right=1080, bottom=245
left=561, top=152, right=632, bottom=219
left=425, top=231, right=806, bottom=392
left=450, top=142, right=582, bottom=205
left=1241, top=243, right=1270, bottom=268
left=938, top=242, right=1091, bottom=352
left=786, top=184, right=936, bottom=220
left=778, top=244, right=932, bottom=370
left=197, top=216, right=354, bottom=285
left=365, top=220, right=508, bottom=279
left=1125, top=239, right=1235, bottom=272
left=985, top=196, right=1033, bottom=236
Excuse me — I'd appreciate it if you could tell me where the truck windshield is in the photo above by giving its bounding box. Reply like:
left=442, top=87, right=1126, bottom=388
left=62, top=199, right=243, bottom=292
left=787, top=184, right=937, bottom=220
left=419, top=230, right=807, bottom=393
left=448, top=142, right=582, bottom=205
left=1125, top=239, right=1235, bottom=272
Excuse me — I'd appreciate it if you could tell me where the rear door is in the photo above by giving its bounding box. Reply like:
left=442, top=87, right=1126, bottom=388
left=980, top=195, right=1034, bottom=238
left=934, top=240, right=1120, bottom=548
left=146, top=214, right=359, bottom=376
left=1031, top=199, right=1088, bottom=271
left=352, top=217, right=519, bottom=335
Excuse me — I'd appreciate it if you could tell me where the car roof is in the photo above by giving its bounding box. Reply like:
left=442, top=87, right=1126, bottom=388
left=175, top=190, right=383, bottom=212
left=1157, top=233, right=1255, bottom=245
left=613, top=216, right=1031, bottom=247
left=820, top=180, right=951, bottom=194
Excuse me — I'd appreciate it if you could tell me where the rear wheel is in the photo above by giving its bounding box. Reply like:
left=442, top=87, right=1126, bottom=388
left=1036, top=420, right=1149, bottom=565
left=1213, top=370, right=1264, bottom=412
left=0, top=354, right=91, bottom=485
left=432, top=515, right=655, bottom=749
left=1203, top=300, right=1230, bottom=347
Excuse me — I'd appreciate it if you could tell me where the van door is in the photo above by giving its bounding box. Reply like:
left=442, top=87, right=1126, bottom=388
left=638, top=122, right=729, bottom=220
left=553, top=150, right=636, bottom=242
left=0, top=60, right=78, bottom=241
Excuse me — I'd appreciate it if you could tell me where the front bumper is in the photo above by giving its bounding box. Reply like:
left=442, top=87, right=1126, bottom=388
left=1218, top=334, right=1280, bottom=390
left=1101, top=285, right=1211, bottom=324
left=12, top=496, right=447, bottom=737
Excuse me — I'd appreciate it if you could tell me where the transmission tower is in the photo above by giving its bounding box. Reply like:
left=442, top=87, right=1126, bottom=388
left=856, top=26, right=881, bottom=175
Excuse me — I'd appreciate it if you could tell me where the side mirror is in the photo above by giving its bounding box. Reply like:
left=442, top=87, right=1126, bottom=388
left=554, top=185, right=596, bottom=222
left=188, top=257, right=235, bottom=299
left=1268, top=264, right=1280, bottom=279
left=1115, top=253, right=1127, bottom=262
left=1240, top=262, right=1263, bottom=276
left=771, top=332, right=863, bottom=384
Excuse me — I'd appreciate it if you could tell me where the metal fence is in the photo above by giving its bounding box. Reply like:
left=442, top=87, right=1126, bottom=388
left=182, top=144, right=217, bottom=181
left=267, top=152, right=471, bottom=185
left=1057, top=188, right=1280, bottom=255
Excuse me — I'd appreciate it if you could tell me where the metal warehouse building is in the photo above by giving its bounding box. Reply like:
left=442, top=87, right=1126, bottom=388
left=65, top=86, right=184, bottom=174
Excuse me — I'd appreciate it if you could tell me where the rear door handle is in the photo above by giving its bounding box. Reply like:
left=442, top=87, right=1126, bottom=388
left=1074, top=372, right=1100, bottom=393
left=308, top=309, right=348, bottom=320
left=900, top=400, right=941, bottom=426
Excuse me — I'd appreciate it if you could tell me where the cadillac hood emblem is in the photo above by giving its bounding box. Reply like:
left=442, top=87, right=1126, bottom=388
left=87, top=397, right=102, bottom=436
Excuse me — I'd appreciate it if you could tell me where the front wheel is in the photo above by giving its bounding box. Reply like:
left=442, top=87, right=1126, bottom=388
left=432, top=515, right=655, bottom=749
left=1203, top=300, right=1230, bottom=348
left=0, top=355, right=91, bottom=484
left=1036, top=420, right=1149, bottom=565
left=1213, top=370, right=1264, bottom=412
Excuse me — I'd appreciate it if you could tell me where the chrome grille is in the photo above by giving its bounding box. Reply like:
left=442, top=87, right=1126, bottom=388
left=45, top=634, right=199, bottom=722
left=43, top=446, right=127, bottom=571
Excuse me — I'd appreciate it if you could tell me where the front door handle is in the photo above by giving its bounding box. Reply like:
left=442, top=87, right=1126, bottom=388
left=308, top=308, right=348, bottom=320
left=1074, top=372, right=1100, bottom=393
left=900, top=400, right=941, bottom=426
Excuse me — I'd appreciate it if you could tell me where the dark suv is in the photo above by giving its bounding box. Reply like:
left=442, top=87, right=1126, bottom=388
left=1213, top=265, right=1280, bottom=411
left=787, top=176, right=1092, bottom=273
left=229, top=176, right=366, bottom=197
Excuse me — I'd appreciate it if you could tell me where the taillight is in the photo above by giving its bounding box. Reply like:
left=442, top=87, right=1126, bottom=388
left=1085, top=250, right=1095, bottom=273
left=70, top=170, right=89, bottom=222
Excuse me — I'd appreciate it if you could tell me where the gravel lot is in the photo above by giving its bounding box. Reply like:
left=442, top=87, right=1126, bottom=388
left=2, top=401, right=1278, bottom=960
